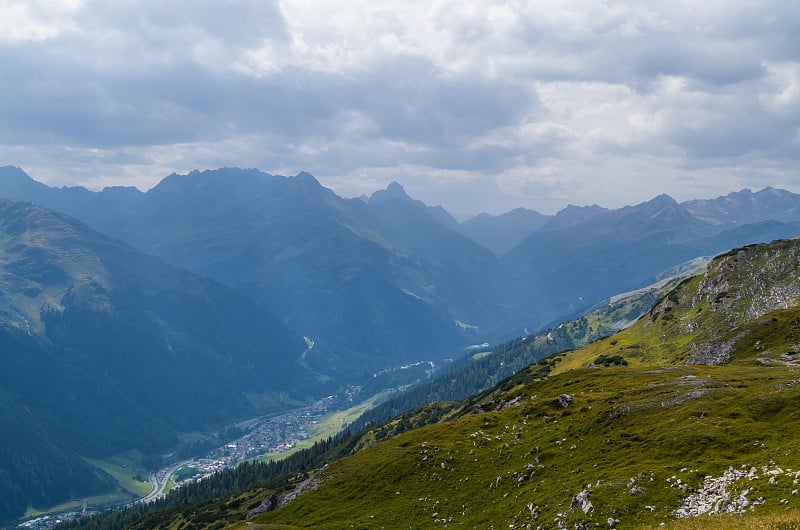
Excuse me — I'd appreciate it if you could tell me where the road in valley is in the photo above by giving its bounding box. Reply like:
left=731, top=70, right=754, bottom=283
left=139, top=461, right=190, bottom=504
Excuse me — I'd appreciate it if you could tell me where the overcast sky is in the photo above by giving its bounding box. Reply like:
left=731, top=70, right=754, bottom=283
left=0, top=1, right=798, bottom=215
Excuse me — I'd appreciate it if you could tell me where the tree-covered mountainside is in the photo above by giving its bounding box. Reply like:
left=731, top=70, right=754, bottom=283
left=56, top=432, right=362, bottom=530
left=0, top=200, right=329, bottom=525
left=229, top=238, right=800, bottom=529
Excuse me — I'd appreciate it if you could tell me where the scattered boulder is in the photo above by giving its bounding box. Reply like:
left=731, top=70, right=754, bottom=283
left=247, top=493, right=280, bottom=519
left=247, top=468, right=324, bottom=519
left=557, top=394, right=573, bottom=408
left=688, top=332, right=747, bottom=365
left=570, top=489, right=593, bottom=514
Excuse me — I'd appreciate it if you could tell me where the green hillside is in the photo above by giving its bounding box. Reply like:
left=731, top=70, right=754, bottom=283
left=242, top=238, right=800, bottom=529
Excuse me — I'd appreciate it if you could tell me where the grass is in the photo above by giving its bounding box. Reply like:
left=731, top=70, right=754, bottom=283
left=23, top=451, right=149, bottom=518
left=86, top=450, right=152, bottom=497
left=610, top=257, right=708, bottom=304
left=638, top=511, right=800, bottom=529
left=239, top=360, right=800, bottom=529
left=23, top=492, right=136, bottom=519
left=455, top=319, right=478, bottom=330
left=244, top=391, right=306, bottom=410
left=471, top=350, right=492, bottom=360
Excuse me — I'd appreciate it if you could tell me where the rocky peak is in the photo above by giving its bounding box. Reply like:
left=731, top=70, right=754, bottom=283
left=369, top=181, right=411, bottom=204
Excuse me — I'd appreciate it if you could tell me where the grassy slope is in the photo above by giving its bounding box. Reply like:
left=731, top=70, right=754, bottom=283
left=242, top=240, right=800, bottom=529
left=87, top=453, right=152, bottom=497
left=246, top=362, right=800, bottom=529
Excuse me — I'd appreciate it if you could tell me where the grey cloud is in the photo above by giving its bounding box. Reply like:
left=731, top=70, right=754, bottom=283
left=1, top=0, right=799, bottom=215
left=356, top=57, right=536, bottom=148
left=510, top=2, right=796, bottom=89
left=87, top=0, right=289, bottom=47
left=1, top=43, right=534, bottom=175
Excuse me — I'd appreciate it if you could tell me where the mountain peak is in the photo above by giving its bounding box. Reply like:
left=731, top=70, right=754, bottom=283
left=369, top=181, right=411, bottom=204
left=386, top=180, right=406, bottom=194
left=0, top=165, right=30, bottom=179
left=541, top=203, right=607, bottom=231
left=646, top=193, right=678, bottom=207
left=756, top=185, right=790, bottom=198
left=294, top=171, right=320, bottom=185
left=0, top=166, right=48, bottom=192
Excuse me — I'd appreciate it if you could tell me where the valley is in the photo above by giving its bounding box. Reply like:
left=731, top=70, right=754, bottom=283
left=17, top=390, right=367, bottom=529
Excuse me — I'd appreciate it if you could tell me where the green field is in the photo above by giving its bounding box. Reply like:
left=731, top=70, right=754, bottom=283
left=23, top=492, right=136, bottom=519
left=22, top=451, right=150, bottom=519
left=87, top=451, right=152, bottom=497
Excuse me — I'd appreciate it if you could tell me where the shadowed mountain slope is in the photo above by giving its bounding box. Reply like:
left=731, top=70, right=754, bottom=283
left=0, top=199, right=326, bottom=524
left=0, top=168, right=512, bottom=373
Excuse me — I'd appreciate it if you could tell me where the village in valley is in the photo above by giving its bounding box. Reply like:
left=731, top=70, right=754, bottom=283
left=19, top=390, right=358, bottom=530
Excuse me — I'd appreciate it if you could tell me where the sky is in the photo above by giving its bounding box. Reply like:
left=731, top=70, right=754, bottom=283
left=0, top=1, right=798, bottom=216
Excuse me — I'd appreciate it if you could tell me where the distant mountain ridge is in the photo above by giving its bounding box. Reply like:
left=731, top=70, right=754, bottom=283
left=0, top=168, right=512, bottom=376
left=497, top=190, right=800, bottom=331
left=458, top=207, right=550, bottom=255
left=683, top=186, right=800, bottom=226
left=1, top=166, right=799, bottom=370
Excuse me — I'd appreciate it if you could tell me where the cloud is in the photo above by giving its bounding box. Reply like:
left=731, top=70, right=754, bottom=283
left=0, top=0, right=798, bottom=214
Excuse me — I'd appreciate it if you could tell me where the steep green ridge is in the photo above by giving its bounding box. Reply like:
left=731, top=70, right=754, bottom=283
left=557, top=238, right=800, bottom=372
left=0, top=200, right=326, bottom=524
left=240, top=238, right=800, bottom=529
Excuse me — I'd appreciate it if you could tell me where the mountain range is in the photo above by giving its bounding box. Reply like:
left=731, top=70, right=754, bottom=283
left=2, top=166, right=799, bottom=366
left=2, top=165, right=800, bottom=524
left=0, top=167, right=513, bottom=373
